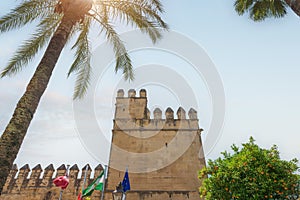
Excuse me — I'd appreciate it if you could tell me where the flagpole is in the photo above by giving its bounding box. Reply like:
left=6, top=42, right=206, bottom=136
left=121, top=192, right=126, bottom=200
left=81, top=165, right=89, bottom=192
left=58, top=164, right=70, bottom=200
left=58, top=190, right=63, bottom=200
left=100, top=165, right=107, bottom=200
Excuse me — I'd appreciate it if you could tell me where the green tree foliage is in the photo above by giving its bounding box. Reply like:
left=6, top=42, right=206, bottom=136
left=233, top=0, right=300, bottom=21
left=199, top=137, right=300, bottom=199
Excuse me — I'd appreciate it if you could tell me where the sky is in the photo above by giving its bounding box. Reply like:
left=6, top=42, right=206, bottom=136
left=0, top=1, right=300, bottom=172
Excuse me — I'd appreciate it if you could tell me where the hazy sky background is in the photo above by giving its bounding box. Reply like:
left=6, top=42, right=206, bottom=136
left=0, top=1, right=300, bottom=171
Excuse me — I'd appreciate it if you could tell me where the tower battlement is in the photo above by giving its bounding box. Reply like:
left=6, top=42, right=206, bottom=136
left=115, top=89, right=198, bottom=120
left=114, top=89, right=201, bottom=132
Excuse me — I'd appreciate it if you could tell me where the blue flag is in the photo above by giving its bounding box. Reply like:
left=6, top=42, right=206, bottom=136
left=122, top=170, right=130, bottom=193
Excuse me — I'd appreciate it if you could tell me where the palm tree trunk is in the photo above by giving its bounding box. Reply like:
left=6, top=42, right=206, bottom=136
left=0, top=14, right=76, bottom=193
left=285, top=0, right=300, bottom=17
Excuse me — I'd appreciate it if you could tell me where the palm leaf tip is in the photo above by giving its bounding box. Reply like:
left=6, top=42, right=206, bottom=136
left=0, top=68, right=10, bottom=78
left=0, top=0, right=55, bottom=33
left=123, top=63, right=134, bottom=81
left=271, top=0, right=287, bottom=18
left=114, top=52, right=134, bottom=81
left=73, top=66, right=91, bottom=100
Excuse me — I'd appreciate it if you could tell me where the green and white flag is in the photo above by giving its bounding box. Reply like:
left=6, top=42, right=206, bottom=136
left=82, top=171, right=104, bottom=197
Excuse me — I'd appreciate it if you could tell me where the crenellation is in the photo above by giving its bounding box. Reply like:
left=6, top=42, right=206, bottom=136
left=117, top=89, right=124, bottom=97
left=128, top=89, right=136, bottom=97
left=67, top=164, right=79, bottom=193
left=115, top=89, right=199, bottom=122
left=14, top=164, right=30, bottom=191
left=79, top=164, right=92, bottom=189
left=0, top=164, right=104, bottom=199
left=153, top=108, right=162, bottom=119
left=177, top=107, right=186, bottom=119
left=40, top=164, right=54, bottom=187
left=94, top=164, right=103, bottom=178
left=82, top=164, right=91, bottom=171
left=188, top=108, right=198, bottom=120
left=115, top=89, right=198, bottom=120
left=69, top=164, right=79, bottom=171
left=28, top=164, right=42, bottom=187
left=115, top=91, right=147, bottom=120
left=2, top=164, right=18, bottom=193
left=56, top=164, right=66, bottom=177
left=139, top=89, right=147, bottom=97
left=44, top=164, right=54, bottom=171
left=32, top=164, right=42, bottom=171
left=165, top=107, right=174, bottom=120
left=146, top=108, right=150, bottom=120
left=117, top=89, right=148, bottom=98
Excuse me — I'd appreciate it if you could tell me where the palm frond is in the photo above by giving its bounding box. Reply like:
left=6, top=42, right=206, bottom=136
left=105, top=1, right=166, bottom=26
left=145, top=0, right=164, bottom=13
left=131, top=0, right=165, bottom=13
left=234, top=0, right=254, bottom=15
left=112, top=0, right=168, bottom=29
left=250, top=0, right=287, bottom=21
left=271, top=0, right=287, bottom=18
left=1, top=13, right=62, bottom=77
left=250, top=1, right=269, bottom=21
left=0, top=0, right=57, bottom=33
left=234, top=0, right=287, bottom=21
left=68, top=17, right=91, bottom=76
left=73, top=59, right=92, bottom=100
left=92, top=13, right=134, bottom=81
left=71, top=17, right=92, bottom=100
left=95, top=0, right=168, bottom=43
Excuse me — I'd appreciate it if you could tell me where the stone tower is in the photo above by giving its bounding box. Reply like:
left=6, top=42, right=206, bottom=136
left=104, top=89, right=206, bottom=200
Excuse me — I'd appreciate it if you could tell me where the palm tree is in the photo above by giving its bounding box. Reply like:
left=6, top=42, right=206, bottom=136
left=0, top=0, right=167, bottom=192
left=234, top=0, right=300, bottom=21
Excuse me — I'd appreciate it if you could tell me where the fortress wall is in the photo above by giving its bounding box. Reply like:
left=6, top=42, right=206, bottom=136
left=0, top=164, right=103, bottom=200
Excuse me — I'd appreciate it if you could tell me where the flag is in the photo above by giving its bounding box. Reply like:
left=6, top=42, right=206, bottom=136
left=53, top=175, right=69, bottom=190
left=82, top=171, right=104, bottom=197
left=77, top=191, right=82, bottom=200
left=122, top=170, right=130, bottom=193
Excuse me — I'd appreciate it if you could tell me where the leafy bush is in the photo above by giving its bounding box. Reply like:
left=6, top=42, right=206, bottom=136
left=199, top=137, right=300, bottom=199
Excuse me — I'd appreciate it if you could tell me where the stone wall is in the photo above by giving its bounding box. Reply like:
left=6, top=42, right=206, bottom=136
left=0, top=164, right=103, bottom=200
